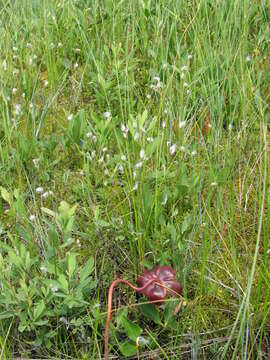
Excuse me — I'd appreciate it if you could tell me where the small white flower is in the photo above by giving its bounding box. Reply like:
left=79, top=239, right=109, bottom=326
left=180, top=145, right=185, bottom=152
left=92, top=135, right=97, bottom=142
left=135, top=161, right=143, bottom=169
left=59, top=316, right=68, bottom=324
left=140, top=126, right=146, bottom=133
left=44, top=80, right=49, bottom=87
left=153, top=76, right=160, bottom=82
left=147, top=136, right=153, bottom=142
left=80, top=170, right=84, bottom=176
left=74, top=48, right=81, bottom=53
left=41, top=191, right=51, bottom=199
left=74, top=62, right=79, bottom=69
left=164, top=109, right=168, bottom=114
left=33, top=54, right=37, bottom=60
left=170, top=144, right=177, bottom=155
left=121, top=123, right=129, bottom=138
left=51, top=286, right=58, bottom=293
left=40, top=266, right=47, bottom=273
left=12, top=46, right=18, bottom=52
left=58, top=42, right=62, bottom=48
left=134, top=132, right=139, bottom=141
left=166, top=141, right=171, bottom=147
left=50, top=42, right=55, bottom=49
left=181, top=65, right=188, bottom=71
left=211, top=182, right=217, bottom=187
left=136, top=336, right=149, bottom=346
left=179, top=121, right=186, bottom=128
left=191, top=151, right=196, bottom=156
left=133, top=182, right=138, bottom=191
left=67, top=114, right=73, bottom=121
left=91, top=150, right=96, bottom=158
left=246, top=54, right=251, bottom=62
left=133, top=171, right=137, bottom=179
left=22, top=93, right=25, bottom=98
left=163, top=63, right=168, bottom=69
left=14, top=104, right=21, bottom=115
left=267, top=249, right=270, bottom=254
left=29, top=58, right=33, bottom=65
left=140, top=149, right=146, bottom=160
left=161, top=194, right=168, bottom=205
left=118, top=164, right=124, bottom=173
left=162, top=121, right=166, bottom=129
left=29, top=102, right=34, bottom=109
left=104, top=111, right=111, bottom=119
left=36, top=187, right=44, bottom=194
left=104, top=169, right=109, bottom=176
left=181, top=72, right=185, bottom=79
left=33, top=158, right=40, bottom=168
left=2, top=60, right=7, bottom=71
left=121, top=155, right=126, bottom=161
left=29, top=214, right=36, bottom=221
left=183, top=82, right=188, bottom=87
left=228, top=124, right=233, bottom=131
left=86, top=131, right=92, bottom=138
left=26, top=43, right=32, bottom=48
left=102, top=147, right=107, bottom=153
left=186, top=89, right=191, bottom=95
left=146, top=94, right=151, bottom=99
left=188, top=54, right=193, bottom=60
left=12, top=88, right=17, bottom=94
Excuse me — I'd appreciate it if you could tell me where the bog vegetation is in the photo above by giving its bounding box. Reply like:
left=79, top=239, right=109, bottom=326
left=0, top=0, right=269, bottom=359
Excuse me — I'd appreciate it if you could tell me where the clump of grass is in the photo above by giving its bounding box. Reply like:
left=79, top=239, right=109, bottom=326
left=0, top=0, right=269, bottom=358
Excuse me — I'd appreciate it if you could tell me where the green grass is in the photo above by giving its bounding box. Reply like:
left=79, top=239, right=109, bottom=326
left=0, top=0, right=270, bottom=358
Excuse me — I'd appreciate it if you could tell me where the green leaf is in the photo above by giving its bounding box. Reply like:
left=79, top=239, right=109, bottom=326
left=71, top=110, right=84, bottom=144
left=116, top=308, right=128, bottom=328
left=41, top=207, right=56, bottom=217
left=146, top=137, right=160, bottom=157
left=60, top=237, right=74, bottom=248
left=67, top=253, right=77, bottom=279
left=0, top=187, right=12, bottom=205
left=8, top=249, right=23, bottom=268
left=0, top=311, right=14, bottom=320
left=34, top=319, right=49, bottom=326
left=49, top=227, right=59, bottom=247
left=138, top=109, right=147, bottom=127
left=139, top=303, right=162, bottom=325
left=58, top=274, right=69, bottom=293
left=33, top=301, right=45, bottom=320
left=80, top=257, right=94, bottom=282
left=119, top=340, right=137, bottom=356
left=96, top=219, right=110, bottom=227
left=181, top=213, right=193, bottom=234
left=120, top=316, right=142, bottom=342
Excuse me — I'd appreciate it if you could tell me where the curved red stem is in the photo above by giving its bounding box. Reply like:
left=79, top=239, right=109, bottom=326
left=104, top=278, right=155, bottom=360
